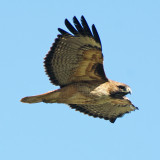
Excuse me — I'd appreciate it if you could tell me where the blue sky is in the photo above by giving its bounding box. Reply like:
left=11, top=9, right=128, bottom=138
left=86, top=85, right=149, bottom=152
left=1, top=0, right=160, bottom=160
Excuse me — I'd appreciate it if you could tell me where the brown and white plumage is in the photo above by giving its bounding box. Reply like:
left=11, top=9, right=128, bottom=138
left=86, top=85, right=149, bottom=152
left=21, top=16, right=138, bottom=123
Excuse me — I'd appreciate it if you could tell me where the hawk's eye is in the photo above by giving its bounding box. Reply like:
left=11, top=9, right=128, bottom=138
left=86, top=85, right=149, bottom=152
left=118, top=85, right=126, bottom=90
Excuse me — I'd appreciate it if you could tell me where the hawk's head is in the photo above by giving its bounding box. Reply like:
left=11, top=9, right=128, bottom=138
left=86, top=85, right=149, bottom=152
left=108, top=80, right=132, bottom=98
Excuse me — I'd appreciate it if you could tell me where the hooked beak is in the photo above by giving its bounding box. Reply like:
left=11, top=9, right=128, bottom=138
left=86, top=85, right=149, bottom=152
left=126, top=87, right=132, bottom=94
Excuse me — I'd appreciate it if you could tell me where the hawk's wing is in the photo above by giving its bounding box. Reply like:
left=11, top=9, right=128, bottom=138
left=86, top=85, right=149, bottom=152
left=69, top=97, right=138, bottom=123
left=44, top=16, right=108, bottom=87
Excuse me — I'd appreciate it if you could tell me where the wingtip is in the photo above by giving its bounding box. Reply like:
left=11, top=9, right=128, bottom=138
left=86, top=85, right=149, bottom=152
left=81, top=15, right=85, bottom=20
left=109, top=118, right=116, bottom=123
left=64, top=18, right=68, bottom=24
left=73, top=16, right=77, bottom=20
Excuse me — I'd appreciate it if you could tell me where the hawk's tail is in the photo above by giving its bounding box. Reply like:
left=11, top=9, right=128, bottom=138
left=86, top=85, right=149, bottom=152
left=20, top=90, right=60, bottom=104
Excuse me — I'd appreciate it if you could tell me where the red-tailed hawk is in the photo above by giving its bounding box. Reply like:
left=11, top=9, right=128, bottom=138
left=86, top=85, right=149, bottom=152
left=21, top=16, right=138, bottom=123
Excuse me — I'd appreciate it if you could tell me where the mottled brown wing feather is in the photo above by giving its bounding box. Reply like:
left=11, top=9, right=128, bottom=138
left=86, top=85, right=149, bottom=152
left=44, top=16, right=108, bottom=87
left=69, top=98, right=138, bottom=123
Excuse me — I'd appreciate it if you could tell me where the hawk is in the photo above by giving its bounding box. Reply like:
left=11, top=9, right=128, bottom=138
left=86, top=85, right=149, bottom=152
left=21, top=16, right=138, bottom=123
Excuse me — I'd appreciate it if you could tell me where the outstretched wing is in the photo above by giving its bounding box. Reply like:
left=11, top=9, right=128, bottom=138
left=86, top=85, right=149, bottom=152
left=44, top=16, right=108, bottom=87
left=69, top=98, right=138, bottom=123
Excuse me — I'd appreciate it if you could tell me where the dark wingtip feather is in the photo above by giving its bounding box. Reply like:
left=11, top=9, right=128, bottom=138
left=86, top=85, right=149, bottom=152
left=58, top=28, right=69, bottom=35
left=135, top=106, right=139, bottom=110
left=109, top=118, right=116, bottom=123
left=81, top=16, right=93, bottom=37
left=92, top=24, right=102, bottom=46
left=65, top=18, right=78, bottom=35
left=73, top=16, right=84, bottom=35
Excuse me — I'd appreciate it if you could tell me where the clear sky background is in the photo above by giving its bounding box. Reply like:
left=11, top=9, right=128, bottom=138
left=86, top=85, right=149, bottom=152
left=1, top=0, right=160, bottom=160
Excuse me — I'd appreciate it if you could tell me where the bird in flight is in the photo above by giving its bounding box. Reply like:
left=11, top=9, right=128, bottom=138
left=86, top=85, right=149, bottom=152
left=21, top=16, right=138, bottom=123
